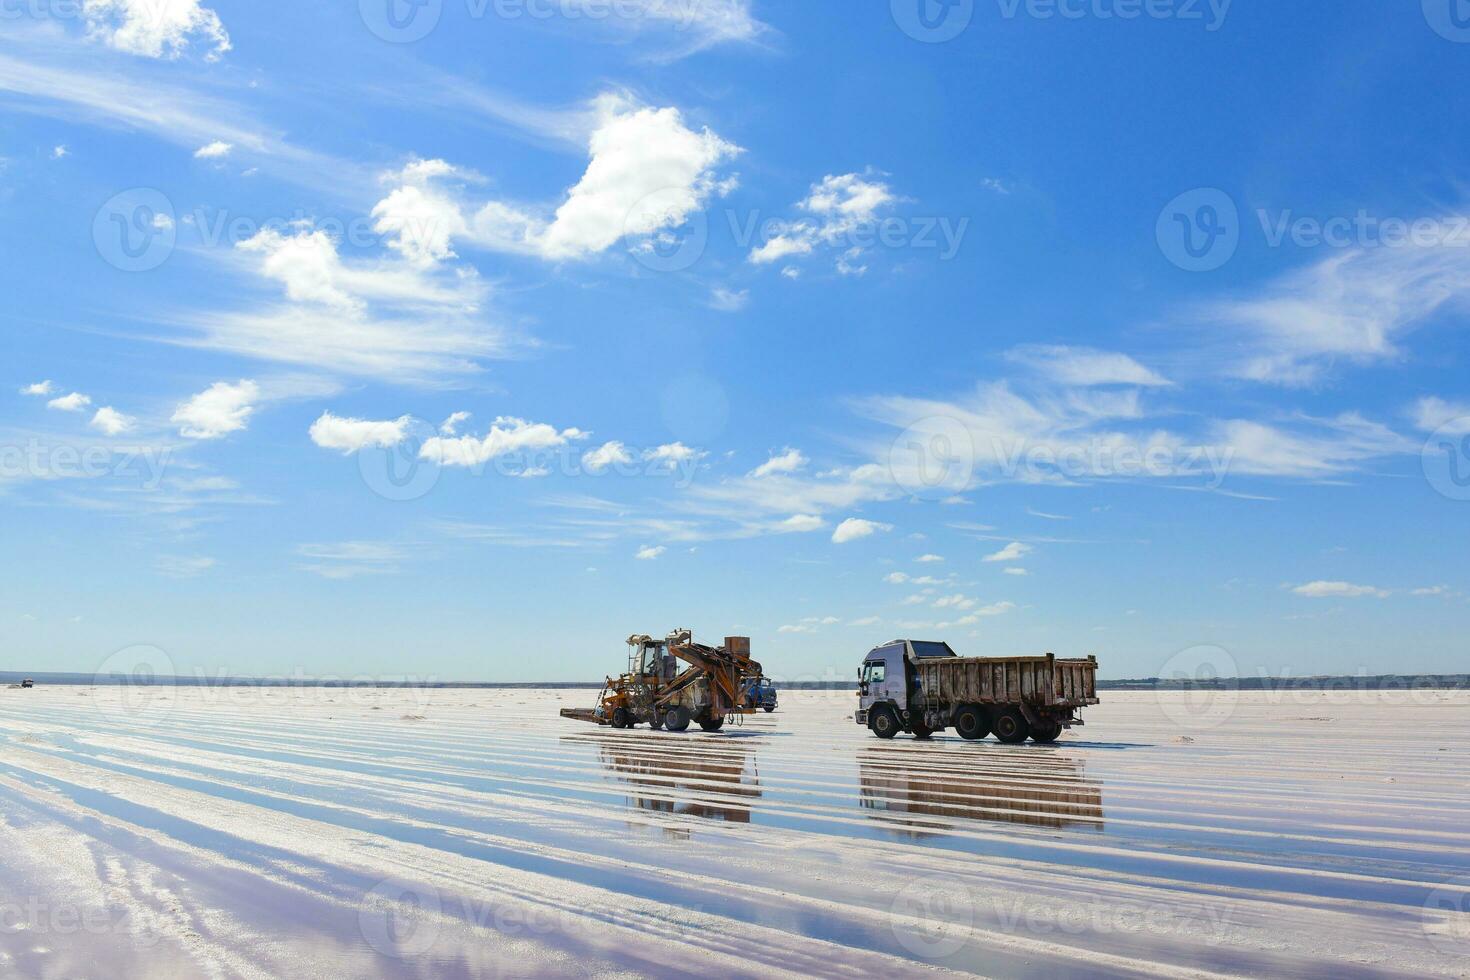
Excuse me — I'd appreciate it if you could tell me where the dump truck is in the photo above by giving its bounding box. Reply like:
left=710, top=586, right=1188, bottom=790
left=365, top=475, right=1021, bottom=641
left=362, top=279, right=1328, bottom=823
left=20, top=679, right=34, bottom=689
left=855, top=639, right=1098, bottom=744
left=561, top=630, right=767, bottom=733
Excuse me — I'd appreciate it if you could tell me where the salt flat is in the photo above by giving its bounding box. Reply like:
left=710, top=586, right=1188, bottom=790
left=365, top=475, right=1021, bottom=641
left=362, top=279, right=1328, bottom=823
left=1, top=686, right=1467, bottom=979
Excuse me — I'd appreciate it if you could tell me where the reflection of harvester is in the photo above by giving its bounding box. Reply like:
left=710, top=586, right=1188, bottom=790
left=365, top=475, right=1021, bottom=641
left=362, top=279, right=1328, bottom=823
left=560, top=629, right=766, bottom=733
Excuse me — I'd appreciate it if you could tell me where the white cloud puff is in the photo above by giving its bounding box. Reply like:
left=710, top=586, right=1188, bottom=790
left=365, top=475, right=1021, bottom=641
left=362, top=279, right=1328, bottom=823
left=172, top=380, right=258, bottom=439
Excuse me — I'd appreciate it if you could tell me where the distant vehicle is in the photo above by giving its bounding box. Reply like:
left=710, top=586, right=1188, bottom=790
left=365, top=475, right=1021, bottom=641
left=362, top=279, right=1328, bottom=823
left=855, top=640, right=1098, bottom=744
left=561, top=630, right=766, bottom=733
left=742, top=676, right=777, bottom=713
left=20, top=679, right=34, bottom=689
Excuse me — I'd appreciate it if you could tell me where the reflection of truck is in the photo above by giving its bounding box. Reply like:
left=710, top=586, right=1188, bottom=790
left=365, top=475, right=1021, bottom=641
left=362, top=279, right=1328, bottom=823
left=742, top=676, right=777, bottom=712
left=855, top=640, right=1098, bottom=744
left=560, top=630, right=765, bottom=733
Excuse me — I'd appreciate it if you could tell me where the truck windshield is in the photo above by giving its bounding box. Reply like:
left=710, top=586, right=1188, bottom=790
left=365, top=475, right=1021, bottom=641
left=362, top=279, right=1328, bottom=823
left=864, top=663, right=885, bottom=683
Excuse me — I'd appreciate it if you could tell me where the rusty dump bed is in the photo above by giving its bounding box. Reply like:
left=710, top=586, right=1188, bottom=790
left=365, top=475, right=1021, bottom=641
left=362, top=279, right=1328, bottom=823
left=916, top=654, right=1099, bottom=709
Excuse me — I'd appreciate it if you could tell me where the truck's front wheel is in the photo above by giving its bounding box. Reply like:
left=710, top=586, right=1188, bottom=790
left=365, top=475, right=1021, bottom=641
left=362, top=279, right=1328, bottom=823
left=993, top=708, right=1030, bottom=744
left=870, top=706, right=901, bottom=740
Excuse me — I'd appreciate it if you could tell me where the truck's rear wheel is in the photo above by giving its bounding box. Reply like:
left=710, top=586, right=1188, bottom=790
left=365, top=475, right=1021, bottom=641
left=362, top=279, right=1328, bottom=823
left=698, top=716, right=725, bottom=732
left=993, top=708, right=1030, bottom=744
left=871, top=706, right=901, bottom=740
left=1030, top=721, right=1063, bottom=744
left=664, top=707, right=691, bottom=732
left=954, top=705, right=989, bottom=741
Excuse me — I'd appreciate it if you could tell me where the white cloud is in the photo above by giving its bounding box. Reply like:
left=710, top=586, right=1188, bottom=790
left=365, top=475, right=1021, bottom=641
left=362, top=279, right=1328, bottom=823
left=1411, top=397, right=1470, bottom=435
left=1204, top=232, right=1470, bottom=386
left=1003, top=567, right=1030, bottom=577
left=51, top=144, right=68, bottom=159
left=156, top=555, right=216, bottom=578
left=583, top=440, right=635, bottom=472
left=778, top=514, right=824, bottom=533
left=915, top=554, right=944, bottom=563
left=394, top=96, right=739, bottom=264
left=83, top=0, right=232, bottom=61
left=89, top=406, right=135, bottom=435
left=203, top=226, right=503, bottom=381
left=1291, top=581, right=1389, bottom=599
left=20, top=381, right=54, bottom=396
left=1412, top=585, right=1450, bottom=597
left=47, top=392, right=91, bottom=412
left=849, top=616, right=881, bottom=626
left=645, top=442, right=702, bottom=464
left=884, top=572, right=910, bottom=584
left=420, top=417, right=586, bottom=468
left=635, top=545, right=666, bottom=560
left=193, top=140, right=232, bottom=159
left=832, top=517, right=891, bottom=544
left=777, top=623, right=815, bottom=634
left=750, top=172, right=896, bottom=270
left=309, top=412, right=411, bottom=454
left=750, top=447, right=807, bottom=479
left=1006, top=344, right=1172, bottom=387
left=709, top=287, right=749, bottom=312
left=172, top=380, right=258, bottom=440
left=440, top=411, right=471, bottom=435
left=933, top=594, right=974, bottom=609
left=296, top=541, right=403, bottom=579
left=984, top=541, right=1032, bottom=563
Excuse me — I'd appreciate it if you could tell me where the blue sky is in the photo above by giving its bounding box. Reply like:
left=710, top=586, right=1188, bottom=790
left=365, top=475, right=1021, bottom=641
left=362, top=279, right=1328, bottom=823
left=2, top=0, right=1468, bottom=682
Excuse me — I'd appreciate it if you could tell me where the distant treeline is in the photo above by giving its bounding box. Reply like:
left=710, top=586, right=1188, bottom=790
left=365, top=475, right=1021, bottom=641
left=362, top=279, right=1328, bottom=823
left=6, top=671, right=1470, bottom=691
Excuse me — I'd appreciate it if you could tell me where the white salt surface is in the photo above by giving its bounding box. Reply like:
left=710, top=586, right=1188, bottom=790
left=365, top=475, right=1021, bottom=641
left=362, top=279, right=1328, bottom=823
left=1, top=687, right=1468, bottom=978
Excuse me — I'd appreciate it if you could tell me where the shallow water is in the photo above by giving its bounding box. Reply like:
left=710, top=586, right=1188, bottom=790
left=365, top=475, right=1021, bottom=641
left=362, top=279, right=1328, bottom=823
left=1, top=687, right=1467, bottom=978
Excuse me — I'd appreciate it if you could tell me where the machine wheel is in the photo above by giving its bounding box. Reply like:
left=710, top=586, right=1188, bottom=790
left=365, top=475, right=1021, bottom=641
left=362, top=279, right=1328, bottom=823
left=870, top=706, right=901, bottom=740
left=762, top=705, right=775, bottom=713
left=954, top=704, right=989, bottom=741
left=611, top=707, right=632, bottom=729
left=647, top=714, right=664, bottom=731
left=1030, top=721, right=1063, bottom=744
left=664, top=707, right=691, bottom=733
left=993, top=708, right=1031, bottom=745
left=698, top=716, right=725, bottom=733
left=910, top=723, right=934, bottom=740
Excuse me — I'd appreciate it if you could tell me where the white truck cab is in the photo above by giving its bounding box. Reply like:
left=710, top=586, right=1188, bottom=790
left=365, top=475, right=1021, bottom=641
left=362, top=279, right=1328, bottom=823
left=856, top=640, right=956, bottom=730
